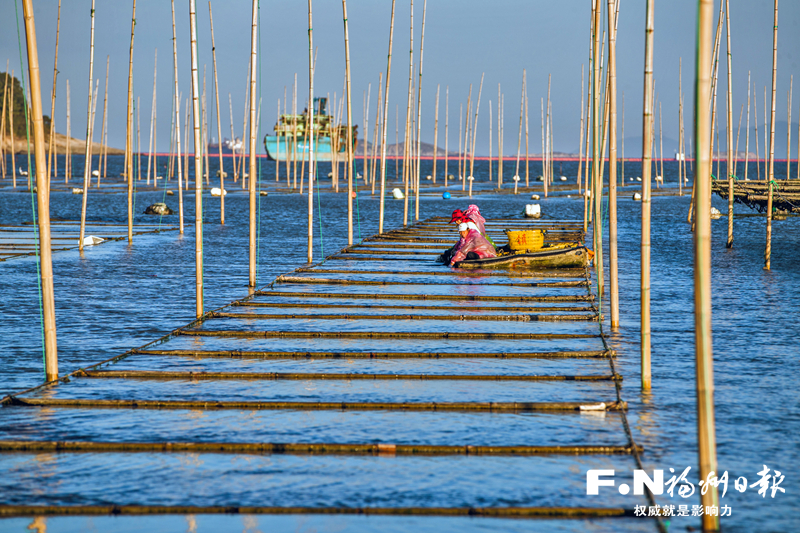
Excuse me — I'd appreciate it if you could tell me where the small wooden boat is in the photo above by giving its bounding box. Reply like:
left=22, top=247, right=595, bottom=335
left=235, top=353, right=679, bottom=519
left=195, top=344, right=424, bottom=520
left=454, top=244, right=590, bottom=270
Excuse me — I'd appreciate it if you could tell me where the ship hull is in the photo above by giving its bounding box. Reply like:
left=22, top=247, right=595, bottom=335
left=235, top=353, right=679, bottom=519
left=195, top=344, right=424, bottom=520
left=264, top=135, right=344, bottom=162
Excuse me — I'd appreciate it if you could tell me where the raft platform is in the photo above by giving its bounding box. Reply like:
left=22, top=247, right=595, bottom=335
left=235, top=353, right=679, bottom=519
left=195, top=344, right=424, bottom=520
left=0, top=216, right=657, bottom=528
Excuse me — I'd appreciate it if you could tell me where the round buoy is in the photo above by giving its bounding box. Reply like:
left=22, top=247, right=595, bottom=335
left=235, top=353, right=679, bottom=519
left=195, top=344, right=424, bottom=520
left=351, top=191, right=357, bottom=198
left=442, top=191, right=451, bottom=199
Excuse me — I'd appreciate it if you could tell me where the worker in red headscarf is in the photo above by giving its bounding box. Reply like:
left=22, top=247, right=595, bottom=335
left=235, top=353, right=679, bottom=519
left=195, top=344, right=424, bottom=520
left=447, top=218, right=497, bottom=266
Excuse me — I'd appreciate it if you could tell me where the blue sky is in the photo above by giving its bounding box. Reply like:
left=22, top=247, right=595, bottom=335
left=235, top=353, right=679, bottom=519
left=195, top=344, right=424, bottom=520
left=2, top=0, right=799, bottom=154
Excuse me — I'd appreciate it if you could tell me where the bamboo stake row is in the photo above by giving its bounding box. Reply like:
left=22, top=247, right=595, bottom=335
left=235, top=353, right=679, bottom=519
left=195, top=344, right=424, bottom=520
left=177, top=330, right=602, bottom=340
left=132, top=348, right=616, bottom=359
left=255, top=290, right=594, bottom=302
left=210, top=312, right=597, bottom=322
left=0, top=440, right=634, bottom=456
left=274, top=275, right=588, bottom=287
left=235, top=301, right=594, bottom=311
left=10, top=397, right=627, bottom=412
left=79, top=370, right=617, bottom=382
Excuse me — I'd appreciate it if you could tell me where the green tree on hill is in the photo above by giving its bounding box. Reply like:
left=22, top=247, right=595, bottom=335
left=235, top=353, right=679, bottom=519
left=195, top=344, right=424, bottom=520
left=1, top=72, right=52, bottom=140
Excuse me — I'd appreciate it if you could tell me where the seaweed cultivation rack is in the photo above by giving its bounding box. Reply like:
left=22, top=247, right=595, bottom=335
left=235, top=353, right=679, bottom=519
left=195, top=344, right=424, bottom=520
left=0, top=216, right=657, bottom=528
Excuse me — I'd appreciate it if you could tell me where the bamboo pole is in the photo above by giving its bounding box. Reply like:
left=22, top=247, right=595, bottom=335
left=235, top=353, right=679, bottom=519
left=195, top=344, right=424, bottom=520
left=202, top=67, right=209, bottom=185
left=694, top=0, right=720, bottom=529
left=307, top=0, right=315, bottom=261
left=658, top=101, right=664, bottom=185
left=183, top=97, right=189, bottom=189
left=65, top=79, right=69, bottom=182
left=577, top=65, right=585, bottom=194
left=725, top=0, right=734, bottom=248
left=540, top=98, right=545, bottom=193
left=189, top=0, right=204, bottom=316
left=342, top=0, right=355, bottom=241
left=607, top=0, right=619, bottom=329
left=370, top=74, right=382, bottom=193
left=458, top=104, right=463, bottom=184
left=125, top=0, right=136, bottom=244
left=754, top=81, right=760, bottom=180
left=444, top=88, right=448, bottom=188
left=786, top=75, right=792, bottom=179
left=733, top=103, right=743, bottom=178
left=765, top=0, right=778, bottom=271
left=292, top=74, right=297, bottom=189
left=488, top=99, right=492, bottom=185
left=764, top=86, right=767, bottom=181
left=498, top=84, right=503, bottom=187
left=171, top=0, right=184, bottom=234
left=462, top=87, right=471, bottom=192
left=525, top=78, right=530, bottom=187
left=689, top=1, right=724, bottom=224
left=468, top=74, right=483, bottom=198
left=621, top=92, right=624, bottom=184
left=545, top=74, right=551, bottom=197
left=146, top=53, right=156, bottom=185
left=22, top=0, right=58, bottom=380
left=366, top=82, right=375, bottom=185
left=414, top=0, right=427, bottom=218
left=590, top=0, right=602, bottom=297
left=640, top=0, right=654, bottom=390
left=402, top=0, right=414, bottom=227
left=0, top=66, right=8, bottom=182
left=45, top=0, right=61, bottom=186
left=514, top=71, right=524, bottom=194
left=136, top=96, right=142, bottom=183
left=678, top=58, right=683, bottom=193
left=239, top=72, right=249, bottom=189
left=10, top=69, right=15, bottom=188
left=78, top=0, right=95, bottom=251
left=744, top=72, right=750, bottom=181
left=432, top=84, right=439, bottom=183
left=247, top=0, right=258, bottom=284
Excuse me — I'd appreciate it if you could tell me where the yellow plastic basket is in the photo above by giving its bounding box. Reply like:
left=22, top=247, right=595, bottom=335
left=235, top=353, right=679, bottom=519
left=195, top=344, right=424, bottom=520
left=505, top=229, right=545, bottom=252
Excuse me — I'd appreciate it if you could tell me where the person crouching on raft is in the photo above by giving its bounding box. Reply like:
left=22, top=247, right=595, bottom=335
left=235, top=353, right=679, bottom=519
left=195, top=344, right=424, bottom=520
left=448, top=220, right=497, bottom=266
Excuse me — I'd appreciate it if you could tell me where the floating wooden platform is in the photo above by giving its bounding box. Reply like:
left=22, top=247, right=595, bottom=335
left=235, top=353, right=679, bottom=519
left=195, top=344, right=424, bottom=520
left=712, top=178, right=800, bottom=213
left=0, top=216, right=652, bottom=526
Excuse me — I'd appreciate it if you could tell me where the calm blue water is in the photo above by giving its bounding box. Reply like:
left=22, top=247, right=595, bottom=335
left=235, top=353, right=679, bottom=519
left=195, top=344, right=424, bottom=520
left=0, top=155, right=798, bottom=532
